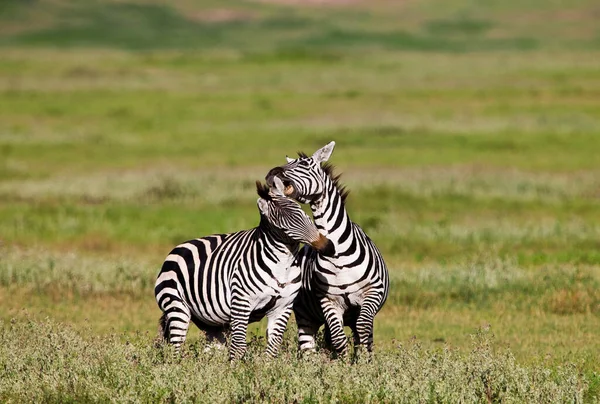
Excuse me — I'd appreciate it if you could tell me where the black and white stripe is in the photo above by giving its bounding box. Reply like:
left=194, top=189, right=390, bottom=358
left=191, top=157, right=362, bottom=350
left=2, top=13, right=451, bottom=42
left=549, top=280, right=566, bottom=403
left=154, top=179, right=334, bottom=360
left=266, top=141, right=389, bottom=358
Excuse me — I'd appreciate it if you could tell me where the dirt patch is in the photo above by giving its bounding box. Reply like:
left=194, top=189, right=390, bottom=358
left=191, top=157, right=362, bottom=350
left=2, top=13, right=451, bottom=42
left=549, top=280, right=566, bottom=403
left=187, top=8, right=256, bottom=23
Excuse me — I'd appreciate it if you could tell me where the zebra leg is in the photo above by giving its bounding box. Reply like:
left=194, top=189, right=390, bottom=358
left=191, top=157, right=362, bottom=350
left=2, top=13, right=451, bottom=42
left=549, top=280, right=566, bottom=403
left=160, top=300, right=192, bottom=353
left=229, top=298, right=251, bottom=361
left=265, top=303, right=293, bottom=357
left=294, top=293, right=324, bottom=354
left=355, top=292, right=382, bottom=356
left=349, top=321, right=360, bottom=347
left=297, top=321, right=319, bottom=354
left=321, top=299, right=348, bottom=358
left=322, top=324, right=334, bottom=352
left=349, top=320, right=369, bottom=363
left=295, top=307, right=321, bottom=353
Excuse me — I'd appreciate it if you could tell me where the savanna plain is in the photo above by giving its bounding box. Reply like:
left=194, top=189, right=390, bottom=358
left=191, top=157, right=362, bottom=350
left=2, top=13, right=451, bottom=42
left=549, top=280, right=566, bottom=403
left=0, top=0, right=599, bottom=402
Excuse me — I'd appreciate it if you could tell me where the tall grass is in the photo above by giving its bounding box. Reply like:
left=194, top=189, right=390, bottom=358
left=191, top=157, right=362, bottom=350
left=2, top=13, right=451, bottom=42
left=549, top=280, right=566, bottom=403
left=0, top=317, right=589, bottom=403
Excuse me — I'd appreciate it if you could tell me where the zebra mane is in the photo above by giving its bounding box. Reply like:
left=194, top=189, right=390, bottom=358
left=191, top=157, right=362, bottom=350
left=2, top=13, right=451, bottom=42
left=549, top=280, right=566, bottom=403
left=296, top=152, right=350, bottom=204
left=255, top=181, right=272, bottom=200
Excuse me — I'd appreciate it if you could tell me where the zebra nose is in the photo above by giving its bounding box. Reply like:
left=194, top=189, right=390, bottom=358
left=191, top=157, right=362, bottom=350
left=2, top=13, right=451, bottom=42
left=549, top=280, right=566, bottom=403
left=265, top=167, right=284, bottom=186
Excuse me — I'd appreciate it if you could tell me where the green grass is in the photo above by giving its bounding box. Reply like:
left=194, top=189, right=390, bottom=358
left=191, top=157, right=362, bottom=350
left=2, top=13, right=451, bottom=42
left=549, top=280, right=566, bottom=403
left=1, top=0, right=600, bottom=401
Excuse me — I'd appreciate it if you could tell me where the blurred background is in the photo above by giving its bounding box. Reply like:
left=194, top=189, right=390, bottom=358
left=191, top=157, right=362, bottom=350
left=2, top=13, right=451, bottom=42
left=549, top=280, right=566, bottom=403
left=0, top=0, right=599, bottom=380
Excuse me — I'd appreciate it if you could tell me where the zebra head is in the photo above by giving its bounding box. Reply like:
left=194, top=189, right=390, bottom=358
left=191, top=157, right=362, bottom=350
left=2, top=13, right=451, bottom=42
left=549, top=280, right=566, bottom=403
left=256, top=179, right=335, bottom=257
left=265, top=141, right=336, bottom=204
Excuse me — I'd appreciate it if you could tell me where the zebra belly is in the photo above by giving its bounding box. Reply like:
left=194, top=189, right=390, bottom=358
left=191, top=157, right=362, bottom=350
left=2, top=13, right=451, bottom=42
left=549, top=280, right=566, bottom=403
left=307, top=277, right=372, bottom=323
left=189, top=285, right=294, bottom=327
left=190, top=273, right=300, bottom=327
left=249, top=295, right=279, bottom=323
left=188, top=295, right=231, bottom=327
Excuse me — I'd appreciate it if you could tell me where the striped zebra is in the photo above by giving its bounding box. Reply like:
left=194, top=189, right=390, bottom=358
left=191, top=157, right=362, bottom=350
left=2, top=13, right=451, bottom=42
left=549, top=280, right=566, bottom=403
left=265, top=141, right=389, bottom=359
left=154, top=178, right=334, bottom=360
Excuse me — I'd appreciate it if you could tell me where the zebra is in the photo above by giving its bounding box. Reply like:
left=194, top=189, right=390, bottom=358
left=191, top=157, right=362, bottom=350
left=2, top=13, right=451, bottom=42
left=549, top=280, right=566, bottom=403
left=265, top=141, right=389, bottom=359
left=154, top=177, right=334, bottom=360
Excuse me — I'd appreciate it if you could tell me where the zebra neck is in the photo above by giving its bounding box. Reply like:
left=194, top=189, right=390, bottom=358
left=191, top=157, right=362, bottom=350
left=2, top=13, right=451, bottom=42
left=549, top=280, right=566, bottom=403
left=310, top=180, right=353, bottom=253
left=255, top=227, right=298, bottom=267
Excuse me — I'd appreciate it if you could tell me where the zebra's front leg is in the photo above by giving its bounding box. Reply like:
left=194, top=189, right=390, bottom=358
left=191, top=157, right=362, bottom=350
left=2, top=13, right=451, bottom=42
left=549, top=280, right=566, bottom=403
left=265, top=303, right=293, bottom=357
left=229, top=298, right=251, bottom=361
left=321, top=298, right=348, bottom=358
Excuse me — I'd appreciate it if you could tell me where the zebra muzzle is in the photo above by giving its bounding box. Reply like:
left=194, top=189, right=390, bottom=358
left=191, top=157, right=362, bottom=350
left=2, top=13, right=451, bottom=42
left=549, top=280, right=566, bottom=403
left=284, top=184, right=294, bottom=196
left=311, top=234, right=336, bottom=257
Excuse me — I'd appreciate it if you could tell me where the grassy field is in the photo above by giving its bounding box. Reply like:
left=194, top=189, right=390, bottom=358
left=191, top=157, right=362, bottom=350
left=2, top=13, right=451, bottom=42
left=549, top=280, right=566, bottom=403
left=1, top=0, right=600, bottom=401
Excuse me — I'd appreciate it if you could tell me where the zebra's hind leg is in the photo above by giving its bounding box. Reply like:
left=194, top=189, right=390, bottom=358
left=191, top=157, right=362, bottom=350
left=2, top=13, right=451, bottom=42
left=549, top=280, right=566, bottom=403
left=159, top=301, right=192, bottom=354
left=295, top=312, right=320, bottom=355
left=294, top=302, right=323, bottom=355
left=354, top=292, right=382, bottom=360
left=265, top=303, right=293, bottom=358
left=349, top=320, right=370, bottom=363
left=322, top=324, right=335, bottom=353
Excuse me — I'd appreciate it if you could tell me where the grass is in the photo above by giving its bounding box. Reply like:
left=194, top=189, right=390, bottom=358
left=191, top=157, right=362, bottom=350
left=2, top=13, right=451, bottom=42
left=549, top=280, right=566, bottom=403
left=0, top=0, right=599, bottom=401
left=0, top=317, right=589, bottom=403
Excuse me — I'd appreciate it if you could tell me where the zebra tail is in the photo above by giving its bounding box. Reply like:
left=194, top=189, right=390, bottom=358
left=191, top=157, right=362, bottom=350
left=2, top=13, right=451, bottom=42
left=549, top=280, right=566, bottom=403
left=159, top=313, right=169, bottom=341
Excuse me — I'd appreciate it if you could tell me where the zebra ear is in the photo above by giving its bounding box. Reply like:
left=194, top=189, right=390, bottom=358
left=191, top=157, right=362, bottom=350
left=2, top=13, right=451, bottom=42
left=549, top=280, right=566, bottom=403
left=312, top=141, right=335, bottom=163
left=286, top=155, right=294, bottom=163
left=272, top=176, right=286, bottom=196
left=257, top=198, right=270, bottom=216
